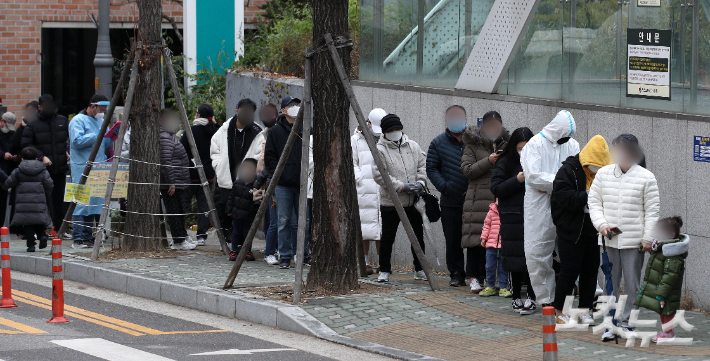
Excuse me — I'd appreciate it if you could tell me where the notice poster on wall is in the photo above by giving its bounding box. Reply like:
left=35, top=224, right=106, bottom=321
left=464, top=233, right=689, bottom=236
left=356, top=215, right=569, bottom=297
left=627, top=29, right=672, bottom=100
left=638, top=0, right=661, bottom=7
left=694, top=136, right=710, bottom=162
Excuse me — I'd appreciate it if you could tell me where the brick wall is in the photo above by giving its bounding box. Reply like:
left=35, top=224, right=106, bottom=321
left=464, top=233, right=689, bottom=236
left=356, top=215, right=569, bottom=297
left=0, top=0, right=181, bottom=113
left=245, top=0, right=270, bottom=24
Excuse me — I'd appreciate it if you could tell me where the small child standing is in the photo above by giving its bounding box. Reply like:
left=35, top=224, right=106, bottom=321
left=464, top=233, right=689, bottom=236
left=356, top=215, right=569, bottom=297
left=634, top=216, right=688, bottom=342
left=3, top=147, right=53, bottom=252
left=480, top=201, right=511, bottom=297
left=226, top=158, right=263, bottom=262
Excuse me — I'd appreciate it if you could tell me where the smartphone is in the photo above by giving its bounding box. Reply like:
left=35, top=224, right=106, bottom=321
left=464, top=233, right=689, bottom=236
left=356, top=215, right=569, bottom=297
left=608, top=227, right=623, bottom=237
left=496, top=149, right=504, bottom=154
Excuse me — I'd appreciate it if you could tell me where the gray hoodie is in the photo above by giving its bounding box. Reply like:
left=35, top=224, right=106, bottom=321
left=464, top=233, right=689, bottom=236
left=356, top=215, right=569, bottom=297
left=4, top=160, right=53, bottom=226
left=372, top=134, right=428, bottom=207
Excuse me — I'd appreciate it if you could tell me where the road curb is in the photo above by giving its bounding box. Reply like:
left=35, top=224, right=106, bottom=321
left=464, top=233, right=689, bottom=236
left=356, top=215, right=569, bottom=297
left=9, top=253, right=443, bottom=361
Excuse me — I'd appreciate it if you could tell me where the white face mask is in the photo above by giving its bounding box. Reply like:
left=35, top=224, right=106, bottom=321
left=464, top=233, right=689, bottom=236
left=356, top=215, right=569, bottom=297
left=96, top=112, right=105, bottom=121
left=385, top=130, right=403, bottom=142
left=587, top=165, right=600, bottom=173
left=286, top=106, right=300, bottom=118
left=0, top=126, right=9, bottom=134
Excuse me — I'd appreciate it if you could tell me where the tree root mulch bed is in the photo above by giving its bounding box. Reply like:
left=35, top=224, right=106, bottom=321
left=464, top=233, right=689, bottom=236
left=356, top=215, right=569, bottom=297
left=95, top=248, right=222, bottom=261
left=246, top=281, right=400, bottom=303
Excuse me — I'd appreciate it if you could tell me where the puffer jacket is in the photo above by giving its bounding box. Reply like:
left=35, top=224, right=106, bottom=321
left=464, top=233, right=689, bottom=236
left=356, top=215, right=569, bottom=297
left=21, top=111, right=69, bottom=175
left=460, top=125, right=509, bottom=248
left=551, top=155, right=598, bottom=241
left=490, top=155, right=527, bottom=272
left=226, top=179, right=259, bottom=221
left=352, top=129, right=381, bottom=240
left=426, top=131, right=468, bottom=207
left=3, top=160, right=53, bottom=226
left=588, top=164, right=660, bottom=248
left=372, top=134, right=428, bottom=208
left=210, top=117, right=264, bottom=189
left=634, top=234, right=689, bottom=315
left=159, top=129, right=191, bottom=190
left=481, top=202, right=501, bottom=248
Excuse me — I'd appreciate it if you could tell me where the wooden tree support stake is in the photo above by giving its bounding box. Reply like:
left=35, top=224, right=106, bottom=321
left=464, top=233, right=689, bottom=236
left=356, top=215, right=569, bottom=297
left=323, top=33, right=439, bottom=291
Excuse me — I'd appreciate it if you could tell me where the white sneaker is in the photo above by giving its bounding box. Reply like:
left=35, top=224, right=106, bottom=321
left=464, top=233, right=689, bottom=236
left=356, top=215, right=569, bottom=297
left=186, top=236, right=198, bottom=246
left=601, top=329, right=616, bottom=342
left=470, top=278, right=483, bottom=293
left=378, top=272, right=390, bottom=283
left=265, top=255, right=279, bottom=265
left=171, top=241, right=197, bottom=250
left=63, top=232, right=73, bottom=240
left=196, top=237, right=206, bottom=246
left=556, top=314, right=571, bottom=325
left=579, top=311, right=594, bottom=325
left=414, top=270, right=427, bottom=281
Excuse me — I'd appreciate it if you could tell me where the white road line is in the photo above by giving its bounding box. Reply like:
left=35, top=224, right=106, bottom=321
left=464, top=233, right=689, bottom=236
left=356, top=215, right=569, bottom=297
left=51, top=338, right=176, bottom=361
left=191, top=348, right=297, bottom=355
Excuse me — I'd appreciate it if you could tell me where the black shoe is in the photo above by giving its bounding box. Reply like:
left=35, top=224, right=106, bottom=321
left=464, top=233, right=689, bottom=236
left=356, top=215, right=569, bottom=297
left=229, top=250, right=238, bottom=262
left=449, top=277, right=467, bottom=287
left=38, top=237, right=48, bottom=250
left=279, top=260, right=291, bottom=269
left=303, top=257, right=311, bottom=267
left=245, top=252, right=256, bottom=262
left=27, top=245, right=35, bottom=252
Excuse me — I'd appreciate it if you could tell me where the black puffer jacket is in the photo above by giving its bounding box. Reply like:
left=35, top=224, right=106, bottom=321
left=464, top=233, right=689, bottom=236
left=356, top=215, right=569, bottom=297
left=551, top=155, right=597, bottom=242
left=426, top=131, right=468, bottom=207
left=264, top=116, right=301, bottom=188
left=21, top=111, right=69, bottom=175
left=159, top=129, right=191, bottom=190
left=0, top=130, right=16, bottom=174
left=3, top=160, right=53, bottom=226
left=180, top=121, right=218, bottom=181
left=226, top=179, right=259, bottom=221
left=490, top=155, right=527, bottom=273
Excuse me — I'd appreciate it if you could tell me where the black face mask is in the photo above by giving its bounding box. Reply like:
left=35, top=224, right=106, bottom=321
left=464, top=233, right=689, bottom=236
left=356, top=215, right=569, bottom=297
left=262, top=117, right=277, bottom=128
left=557, top=137, right=571, bottom=145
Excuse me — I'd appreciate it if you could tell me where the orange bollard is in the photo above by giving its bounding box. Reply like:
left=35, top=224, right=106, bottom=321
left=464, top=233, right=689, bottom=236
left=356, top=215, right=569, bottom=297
left=0, top=227, right=17, bottom=308
left=47, top=238, right=68, bottom=323
left=50, top=226, right=57, bottom=239
left=542, top=306, right=558, bottom=361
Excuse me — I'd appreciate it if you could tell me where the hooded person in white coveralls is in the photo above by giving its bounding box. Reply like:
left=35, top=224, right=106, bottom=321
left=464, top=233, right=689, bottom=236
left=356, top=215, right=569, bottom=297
left=520, top=110, right=580, bottom=305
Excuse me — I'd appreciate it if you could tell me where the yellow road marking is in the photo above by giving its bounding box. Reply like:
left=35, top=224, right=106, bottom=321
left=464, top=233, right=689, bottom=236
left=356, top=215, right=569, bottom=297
left=0, top=316, right=46, bottom=334
left=4, top=290, right=227, bottom=336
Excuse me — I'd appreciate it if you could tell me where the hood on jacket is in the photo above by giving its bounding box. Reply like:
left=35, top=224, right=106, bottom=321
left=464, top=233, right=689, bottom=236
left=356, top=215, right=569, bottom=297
left=662, top=234, right=690, bottom=257
left=489, top=201, right=499, bottom=213
left=379, top=133, right=410, bottom=148
left=461, top=126, right=510, bottom=147
left=193, top=118, right=210, bottom=126
left=579, top=135, right=611, bottom=189
left=18, top=159, right=46, bottom=176
left=541, top=110, right=576, bottom=143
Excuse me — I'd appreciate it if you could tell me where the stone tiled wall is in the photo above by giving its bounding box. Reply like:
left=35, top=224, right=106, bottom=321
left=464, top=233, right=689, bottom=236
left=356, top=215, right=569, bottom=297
left=227, top=71, right=710, bottom=310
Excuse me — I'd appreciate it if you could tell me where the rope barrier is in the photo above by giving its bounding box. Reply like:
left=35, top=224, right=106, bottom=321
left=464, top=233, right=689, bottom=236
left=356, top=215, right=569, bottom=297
left=89, top=156, right=204, bottom=169
left=82, top=174, right=207, bottom=187
left=70, top=203, right=215, bottom=217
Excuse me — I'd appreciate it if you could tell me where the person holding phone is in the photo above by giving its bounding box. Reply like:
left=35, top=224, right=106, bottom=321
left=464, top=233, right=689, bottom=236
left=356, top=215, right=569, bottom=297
left=588, top=134, right=660, bottom=340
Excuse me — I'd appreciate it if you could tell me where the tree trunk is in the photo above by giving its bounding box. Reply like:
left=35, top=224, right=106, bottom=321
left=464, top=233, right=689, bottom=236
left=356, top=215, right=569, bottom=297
left=124, top=0, right=163, bottom=251
left=306, top=0, right=359, bottom=293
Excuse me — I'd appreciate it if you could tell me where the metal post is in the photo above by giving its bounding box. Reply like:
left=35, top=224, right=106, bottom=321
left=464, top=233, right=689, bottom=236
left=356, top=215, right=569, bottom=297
left=93, top=0, right=113, bottom=98
left=373, top=0, right=384, bottom=74
left=690, top=0, right=698, bottom=106
left=224, top=107, right=304, bottom=289
left=464, top=0, right=472, bottom=60
left=567, top=0, right=576, bottom=98
left=57, top=48, right=135, bottom=238
left=416, top=0, right=425, bottom=77
left=293, top=49, right=313, bottom=304
left=163, top=49, right=231, bottom=255
left=615, top=0, right=623, bottom=80
left=324, top=33, right=439, bottom=291
left=90, top=47, right=142, bottom=260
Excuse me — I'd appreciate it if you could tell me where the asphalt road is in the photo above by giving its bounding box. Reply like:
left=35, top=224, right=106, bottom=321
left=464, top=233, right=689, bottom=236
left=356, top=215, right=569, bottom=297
left=0, top=272, right=395, bottom=361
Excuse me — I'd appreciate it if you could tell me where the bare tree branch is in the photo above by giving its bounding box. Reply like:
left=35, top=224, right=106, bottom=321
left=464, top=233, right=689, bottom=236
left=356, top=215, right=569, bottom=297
left=162, top=13, right=183, bottom=43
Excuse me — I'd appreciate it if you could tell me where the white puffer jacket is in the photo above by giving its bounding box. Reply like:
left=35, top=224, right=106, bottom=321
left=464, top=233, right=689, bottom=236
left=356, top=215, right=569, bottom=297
left=210, top=117, right=265, bottom=189
left=351, top=129, right=381, bottom=241
left=588, top=164, right=660, bottom=249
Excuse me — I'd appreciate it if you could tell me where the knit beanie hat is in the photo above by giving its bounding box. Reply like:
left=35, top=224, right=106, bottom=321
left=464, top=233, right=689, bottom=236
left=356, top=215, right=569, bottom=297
left=379, top=114, right=403, bottom=134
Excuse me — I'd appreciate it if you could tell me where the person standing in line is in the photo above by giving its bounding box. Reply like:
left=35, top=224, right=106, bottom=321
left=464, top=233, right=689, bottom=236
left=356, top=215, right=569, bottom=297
left=211, top=99, right=264, bottom=260
left=21, top=94, right=70, bottom=234
left=159, top=109, right=196, bottom=250
left=479, top=199, right=512, bottom=297
left=352, top=108, right=386, bottom=275
left=491, top=127, right=537, bottom=314
left=0, top=112, right=17, bottom=227
left=67, top=95, right=115, bottom=248
left=226, top=158, right=263, bottom=261
left=371, top=114, right=428, bottom=283
left=180, top=104, right=218, bottom=246
left=589, top=133, right=659, bottom=341
left=426, top=105, right=470, bottom=287
left=264, top=96, right=307, bottom=269
left=520, top=110, right=580, bottom=306
left=551, top=135, right=611, bottom=325
left=254, top=103, right=280, bottom=265
left=9, top=102, right=38, bottom=235
left=460, top=111, right=509, bottom=293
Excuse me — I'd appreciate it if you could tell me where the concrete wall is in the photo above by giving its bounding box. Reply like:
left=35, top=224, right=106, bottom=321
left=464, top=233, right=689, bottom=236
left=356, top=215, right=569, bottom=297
left=227, top=71, right=710, bottom=310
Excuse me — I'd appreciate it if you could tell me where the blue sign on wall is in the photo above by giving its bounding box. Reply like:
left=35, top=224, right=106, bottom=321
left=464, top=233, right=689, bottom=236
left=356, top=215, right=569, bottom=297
left=694, top=135, right=710, bottom=162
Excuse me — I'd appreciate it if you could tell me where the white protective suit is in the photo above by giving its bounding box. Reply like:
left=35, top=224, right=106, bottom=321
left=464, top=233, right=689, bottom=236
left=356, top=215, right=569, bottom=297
left=520, top=110, right=580, bottom=304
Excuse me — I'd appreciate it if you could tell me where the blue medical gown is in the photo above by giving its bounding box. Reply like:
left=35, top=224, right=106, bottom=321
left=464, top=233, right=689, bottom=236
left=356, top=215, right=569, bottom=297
left=69, top=113, right=113, bottom=216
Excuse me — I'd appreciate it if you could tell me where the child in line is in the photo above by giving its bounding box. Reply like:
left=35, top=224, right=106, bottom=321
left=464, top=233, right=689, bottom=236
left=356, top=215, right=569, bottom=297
left=634, top=216, right=689, bottom=342
left=3, top=147, right=53, bottom=252
left=226, top=158, right=263, bottom=262
left=480, top=200, right=511, bottom=297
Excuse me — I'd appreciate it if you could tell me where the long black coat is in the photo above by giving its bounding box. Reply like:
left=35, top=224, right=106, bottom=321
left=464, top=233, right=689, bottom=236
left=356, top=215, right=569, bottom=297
left=180, top=122, right=218, bottom=181
left=264, top=116, right=301, bottom=188
left=490, top=155, right=527, bottom=273
left=21, top=111, right=69, bottom=175
left=3, top=160, right=53, bottom=226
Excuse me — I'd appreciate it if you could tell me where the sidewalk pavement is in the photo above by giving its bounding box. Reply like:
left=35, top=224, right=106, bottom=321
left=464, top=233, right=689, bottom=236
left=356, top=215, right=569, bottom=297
left=5, top=233, right=710, bottom=361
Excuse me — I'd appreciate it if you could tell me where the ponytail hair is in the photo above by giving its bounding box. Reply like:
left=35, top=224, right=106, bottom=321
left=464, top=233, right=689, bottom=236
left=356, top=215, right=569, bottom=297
left=657, top=216, right=683, bottom=239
